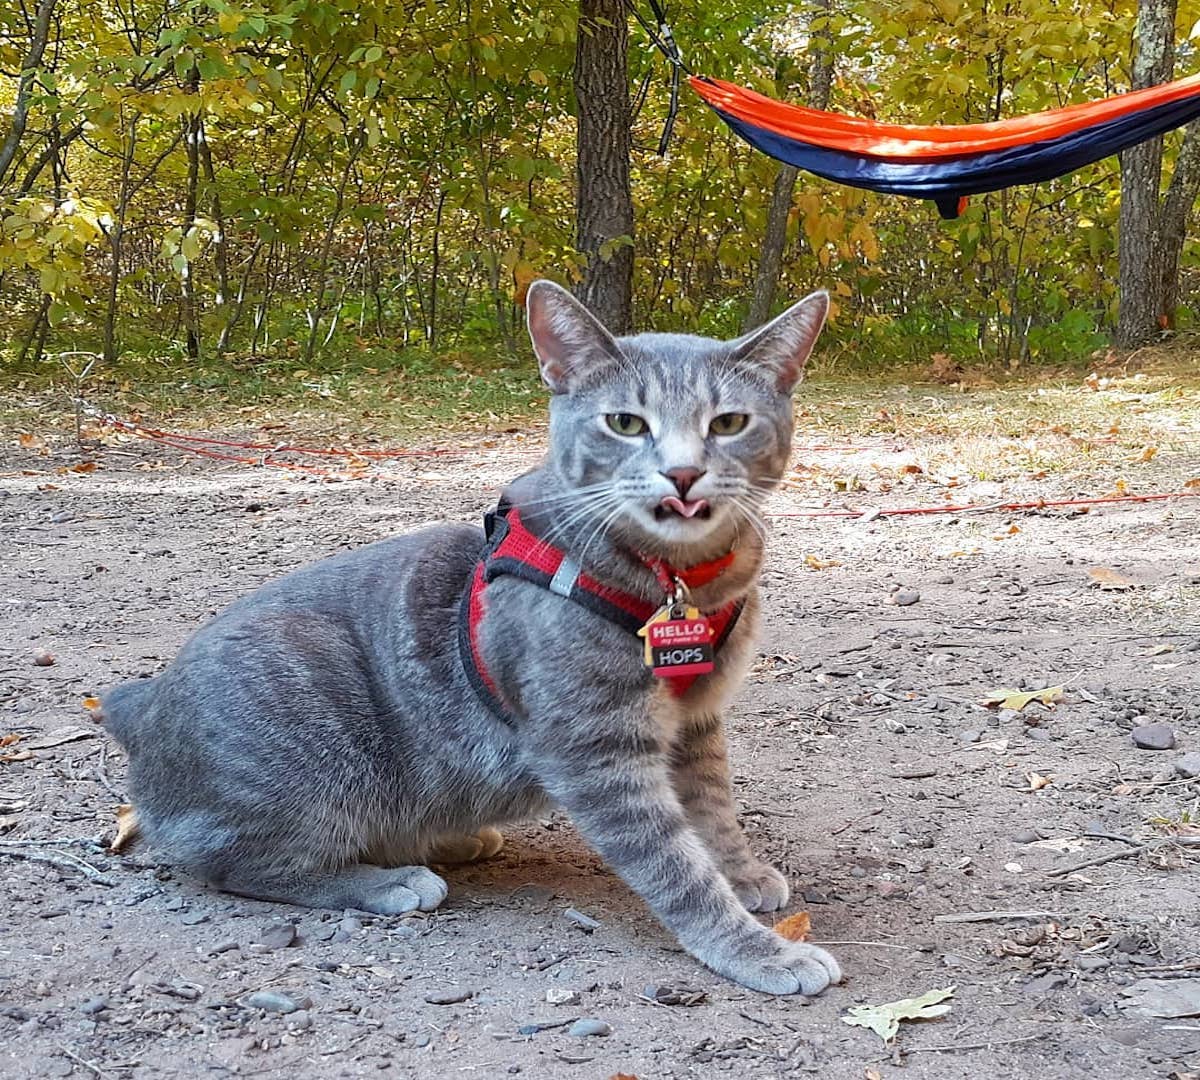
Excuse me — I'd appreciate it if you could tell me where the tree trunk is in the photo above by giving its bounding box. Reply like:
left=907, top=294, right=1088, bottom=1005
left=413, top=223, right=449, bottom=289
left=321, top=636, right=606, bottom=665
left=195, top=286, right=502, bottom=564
left=573, top=0, right=633, bottom=333
left=0, top=0, right=57, bottom=187
left=1115, top=0, right=1177, bottom=347
left=1155, top=121, right=1200, bottom=328
left=743, top=0, right=834, bottom=332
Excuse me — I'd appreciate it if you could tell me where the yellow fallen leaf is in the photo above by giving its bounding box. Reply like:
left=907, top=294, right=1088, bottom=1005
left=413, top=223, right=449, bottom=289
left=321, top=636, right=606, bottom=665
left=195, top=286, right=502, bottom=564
left=1088, top=567, right=1137, bottom=590
left=982, top=686, right=1064, bottom=711
left=110, top=804, right=142, bottom=853
left=774, top=912, right=812, bottom=942
left=1025, top=772, right=1055, bottom=792
left=843, top=986, right=956, bottom=1042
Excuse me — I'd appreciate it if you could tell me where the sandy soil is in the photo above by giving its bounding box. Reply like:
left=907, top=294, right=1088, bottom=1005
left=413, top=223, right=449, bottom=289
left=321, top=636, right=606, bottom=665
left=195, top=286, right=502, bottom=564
left=1, top=417, right=1198, bottom=1080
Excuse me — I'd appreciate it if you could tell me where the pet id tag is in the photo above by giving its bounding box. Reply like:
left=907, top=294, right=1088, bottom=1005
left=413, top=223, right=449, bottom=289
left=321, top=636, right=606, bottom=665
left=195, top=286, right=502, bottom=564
left=638, top=604, right=715, bottom=678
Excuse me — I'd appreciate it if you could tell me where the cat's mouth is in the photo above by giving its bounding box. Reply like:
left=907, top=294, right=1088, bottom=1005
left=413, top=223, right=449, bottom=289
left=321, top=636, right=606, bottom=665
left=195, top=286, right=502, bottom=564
left=656, top=495, right=712, bottom=521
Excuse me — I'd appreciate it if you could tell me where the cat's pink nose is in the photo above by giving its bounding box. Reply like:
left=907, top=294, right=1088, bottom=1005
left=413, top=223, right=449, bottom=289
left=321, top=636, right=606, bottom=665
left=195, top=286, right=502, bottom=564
left=661, top=467, right=705, bottom=497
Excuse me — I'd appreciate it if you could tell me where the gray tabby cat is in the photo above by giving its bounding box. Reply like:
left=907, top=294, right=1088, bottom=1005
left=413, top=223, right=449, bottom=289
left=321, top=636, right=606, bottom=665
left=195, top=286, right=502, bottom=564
left=101, top=280, right=841, bottom=996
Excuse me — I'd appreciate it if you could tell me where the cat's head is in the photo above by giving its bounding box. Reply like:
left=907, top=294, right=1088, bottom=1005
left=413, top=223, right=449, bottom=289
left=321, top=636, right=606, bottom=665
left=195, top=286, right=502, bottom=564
left=525, top=280, right=827, bottom=559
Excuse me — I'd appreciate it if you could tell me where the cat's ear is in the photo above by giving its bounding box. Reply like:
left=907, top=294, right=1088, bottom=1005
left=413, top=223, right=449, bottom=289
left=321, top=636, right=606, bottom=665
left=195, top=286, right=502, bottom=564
left=525, top=279, right=624, bottom=394
left=729, top=290, right=829, bottom=393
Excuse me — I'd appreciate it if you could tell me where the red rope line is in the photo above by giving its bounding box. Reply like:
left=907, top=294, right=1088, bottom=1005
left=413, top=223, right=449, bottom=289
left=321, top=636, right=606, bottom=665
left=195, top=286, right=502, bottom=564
left=88, top=408, right=1200, bottom=517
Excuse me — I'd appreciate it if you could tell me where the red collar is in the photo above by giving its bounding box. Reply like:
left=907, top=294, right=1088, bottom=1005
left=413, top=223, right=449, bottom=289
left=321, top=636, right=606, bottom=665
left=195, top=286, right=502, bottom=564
left=638, top=549, right=737, bottom=595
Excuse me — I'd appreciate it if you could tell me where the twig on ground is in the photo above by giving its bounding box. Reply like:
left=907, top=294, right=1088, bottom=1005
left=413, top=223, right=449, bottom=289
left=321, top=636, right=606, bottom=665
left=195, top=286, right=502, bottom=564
left=903, top=1031, right=1052, bottom=1055
left=1, top=846, right=112, bottom=885
left=58, top=1046, right=113, bottom=1079
left=811, top=940, right=914, bottom=950
left=932, top=910, right=1066, bottom=924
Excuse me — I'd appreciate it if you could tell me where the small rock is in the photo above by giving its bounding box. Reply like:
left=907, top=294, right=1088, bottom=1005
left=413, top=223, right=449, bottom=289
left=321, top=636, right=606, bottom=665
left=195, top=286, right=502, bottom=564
left=257, top=922, right=297, bottom=950
left=32, top=650, right=55, bottom=667
left=568, top=1018, right=612, bottom=1038
left=243, top=990, right=310, bottom=1014
left=424, top=988, right=474, bottom=1005
left=545, top=988, right=581, bottom=1006
left=79, top=997, right=109, bottom=1016
left=1172, top=753, right=1200, bottom=779
left=1024, top=972, right=1071, bottom=994
left=563, top=907, right=600, bottom=933
left=888, top=590, right=920, bottom=607
left=1131, top=724, right=1176, bottom=751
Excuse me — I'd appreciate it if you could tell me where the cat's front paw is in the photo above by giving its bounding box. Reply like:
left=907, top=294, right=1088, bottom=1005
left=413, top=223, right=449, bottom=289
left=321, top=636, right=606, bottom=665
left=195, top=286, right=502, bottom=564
left=715, top=937, right=842, bottom=996
left=727, top=861, right=789, bottom=912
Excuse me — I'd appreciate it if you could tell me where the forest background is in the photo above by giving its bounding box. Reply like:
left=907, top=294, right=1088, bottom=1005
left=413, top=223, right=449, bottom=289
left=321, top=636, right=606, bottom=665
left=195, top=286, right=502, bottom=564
left=1, top=0, right=1198, bottom=419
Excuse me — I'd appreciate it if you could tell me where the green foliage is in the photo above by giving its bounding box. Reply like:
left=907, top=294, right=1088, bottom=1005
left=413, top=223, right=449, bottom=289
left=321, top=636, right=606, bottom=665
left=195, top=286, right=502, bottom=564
left=0, top=0, right=1197, bottom=379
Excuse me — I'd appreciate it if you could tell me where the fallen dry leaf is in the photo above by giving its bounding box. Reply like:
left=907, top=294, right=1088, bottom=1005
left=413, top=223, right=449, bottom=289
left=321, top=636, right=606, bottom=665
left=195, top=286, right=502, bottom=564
left=982, top=686, right=1064, bottom=711
left=843, top=986, right=956, bottom=1042
left=1088, top=567, right=1138, bottom=590
left=110, top=804, right=141, bottom=853
left=774, top=911, right=812, bottom=942
left=1025, top=772, right=1055, bottom=792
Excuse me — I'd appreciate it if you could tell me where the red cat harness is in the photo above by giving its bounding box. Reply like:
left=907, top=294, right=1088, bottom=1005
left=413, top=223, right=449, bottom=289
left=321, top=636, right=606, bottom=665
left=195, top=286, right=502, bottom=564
left=459, top=503, right=744, bottom=726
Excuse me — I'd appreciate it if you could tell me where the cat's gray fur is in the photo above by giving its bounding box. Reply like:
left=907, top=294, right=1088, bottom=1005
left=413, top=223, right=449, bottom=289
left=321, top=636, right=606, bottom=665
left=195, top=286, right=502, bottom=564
left=101, top=280, right=841, bottom=995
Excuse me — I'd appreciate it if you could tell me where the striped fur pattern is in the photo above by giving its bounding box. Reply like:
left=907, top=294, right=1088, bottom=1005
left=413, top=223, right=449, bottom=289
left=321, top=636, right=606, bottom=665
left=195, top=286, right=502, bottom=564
left=100, top=280, right=840, bottom=995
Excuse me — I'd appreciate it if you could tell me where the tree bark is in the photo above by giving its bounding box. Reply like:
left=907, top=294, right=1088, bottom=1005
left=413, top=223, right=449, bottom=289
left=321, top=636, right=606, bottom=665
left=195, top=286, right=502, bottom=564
left=0, top=0, right=57, bottom=188
left=573, top=0, right=633, bottom=333
left=1155, top=121, right=1200, bottom=328
left=1115, top=0, right=1177, bottom=347
left=743, top=0, right=834, bottom=332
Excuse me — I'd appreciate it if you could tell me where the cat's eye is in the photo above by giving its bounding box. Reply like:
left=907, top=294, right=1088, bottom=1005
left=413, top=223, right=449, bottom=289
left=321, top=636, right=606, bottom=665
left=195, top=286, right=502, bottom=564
left=606, top=413, right=649, bottom=437
left=709, top=413, right=749, bottom=436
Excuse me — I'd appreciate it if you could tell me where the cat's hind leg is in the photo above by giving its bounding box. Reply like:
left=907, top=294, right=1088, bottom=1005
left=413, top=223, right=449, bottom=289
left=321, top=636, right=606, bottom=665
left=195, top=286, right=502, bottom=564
left=428, top=826, right=505, bottom=864
left=217, top=863, right=448, bottom=915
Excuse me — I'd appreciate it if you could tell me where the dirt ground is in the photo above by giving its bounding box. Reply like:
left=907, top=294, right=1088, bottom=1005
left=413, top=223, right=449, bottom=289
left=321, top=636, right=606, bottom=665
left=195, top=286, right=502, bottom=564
left=2, top=401, right=1199, bottom=1080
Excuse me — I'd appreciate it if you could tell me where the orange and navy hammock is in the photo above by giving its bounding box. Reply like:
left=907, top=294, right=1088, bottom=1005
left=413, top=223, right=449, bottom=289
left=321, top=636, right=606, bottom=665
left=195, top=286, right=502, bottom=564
left=625, top=2, right=1200, bottom=219
left=690, top=73, right=1200, bottom=219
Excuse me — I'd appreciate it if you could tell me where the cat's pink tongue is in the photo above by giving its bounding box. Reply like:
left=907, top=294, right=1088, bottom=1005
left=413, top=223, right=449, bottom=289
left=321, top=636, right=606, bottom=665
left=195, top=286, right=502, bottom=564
left=660, top=495, right=710, bottom=519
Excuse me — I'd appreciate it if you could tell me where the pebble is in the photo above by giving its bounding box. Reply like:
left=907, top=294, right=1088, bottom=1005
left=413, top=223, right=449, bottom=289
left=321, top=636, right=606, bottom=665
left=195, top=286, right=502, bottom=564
left=243, top=990, right=310, bottom=1014
left=563, top=907, right=600, bottom=933
left=424, top=988, right=474, bottom=1005
left=1131, top=723, right=1176, bottom=751
left=1173, top=753, right=1200, bottom=779
left=568, top=1018, right=612, bottom=1038
left=257, top=922, right=297, bottom=950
